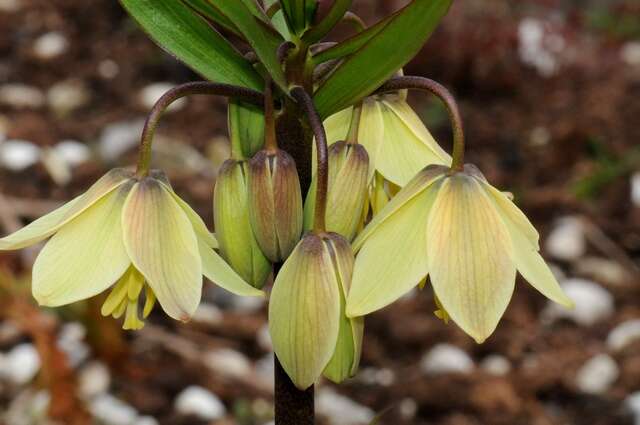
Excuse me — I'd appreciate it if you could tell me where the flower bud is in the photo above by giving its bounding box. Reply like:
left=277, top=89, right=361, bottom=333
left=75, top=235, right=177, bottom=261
left=269, top=231, right=362, bottom=389
left=214, top=159, right=271, bottom=289
left=247, top=149, right=303, bottom=262
left=304, top=141, right=369, bottom=241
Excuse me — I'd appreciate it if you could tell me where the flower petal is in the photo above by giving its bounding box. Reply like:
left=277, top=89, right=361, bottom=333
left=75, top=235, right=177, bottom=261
left=357, top=98, right=385, bottom=182
left=347, top=186, right=438, bottom=317
left=0, top=168, right=132, bottom=250
left=32, top=184, right=132, bottom=306
left=427, top=175, right=517, bottom=343
left=383, top=98, right=452, bottom=164
left=269, top=235, right=341, bottom=390
left=199, top=240, right=263, bottom=297
left=353, top=165, right=447, bottom=252
left=122, top=179, right=202, bottom=321
left=168, top=189, right=218, bottom=249
left=324, top=106, right=353, bottom=145
left=481, top=181, right=539, bottom=249
left=375, top=100, right=450, bottom=186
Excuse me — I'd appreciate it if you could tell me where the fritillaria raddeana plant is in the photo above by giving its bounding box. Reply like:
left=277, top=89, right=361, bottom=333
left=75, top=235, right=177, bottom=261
left=0, top=0, right=573, bottom=423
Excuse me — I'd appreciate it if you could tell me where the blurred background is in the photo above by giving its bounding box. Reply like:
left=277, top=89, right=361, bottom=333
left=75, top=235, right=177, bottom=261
left=0, top=0, right=639, bottom=424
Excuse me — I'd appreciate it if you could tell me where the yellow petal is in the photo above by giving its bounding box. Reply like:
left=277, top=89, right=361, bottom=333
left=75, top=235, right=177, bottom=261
left=427, top=175, right=516, bottom=343
left=122, top=179, right=202, bottom=321
left=482, top=183, right=573, bottom=307
left=268, top=235, right=341, bottom=390
left=347, top=186, right=438, bottom=317
left=383, top=98, right=451, bottom=165
left=0, top=168, right=132, bottom=250
left=198, top=239, right=264, bottom=297
left=357, top=98, right=385, bottom=182
left=376, top=100, right=450, bottom=186
left=481, top=181, right=539, bottom=249
left=324, top=106, right=353, bottom=145
left=166, top=187, right=218, bottom=249
left=353, top=165, right=447, bottom=252
left=323, top=235, right=363, bottom=382
left=32, top=184, right=132, bottom=306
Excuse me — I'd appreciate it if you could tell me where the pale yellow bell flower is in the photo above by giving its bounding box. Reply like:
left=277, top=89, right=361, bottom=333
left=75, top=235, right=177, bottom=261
left=323, top=92, right=452, bottom=187
left=346, top=164, right=574, bottom=343
left=0, top=168, right=263, bottom=329
left=269, top=232, right=363, bottom=390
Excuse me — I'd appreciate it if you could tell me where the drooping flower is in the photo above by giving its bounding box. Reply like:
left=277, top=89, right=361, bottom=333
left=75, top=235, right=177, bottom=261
left=214, top=159, right=272, bottom=289
left=323, top=91, right=452, bottom=187
left=269, top=232, right=363, bottom=389
left=0, top=168, right=263, bottom=329
left=346, top=164, right=573, bottom=343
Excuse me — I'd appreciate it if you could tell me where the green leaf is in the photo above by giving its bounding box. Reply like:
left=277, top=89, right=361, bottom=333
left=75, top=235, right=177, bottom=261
left=313, top=0, right=452, bottom=118
left=264, top=0, right=292, bottom=39
left=209, top=1, right=288, bottom=90
left=311, top=10, right=389, bottom=64
left=180, top=0, right=241, bottom=36
left=303, top=0, right=352, bottom=43
left=281, top=0, right=307, bottom=33
left=120, top=0, right=262, bottom=90
left=228, top=99, right=265, bottom=158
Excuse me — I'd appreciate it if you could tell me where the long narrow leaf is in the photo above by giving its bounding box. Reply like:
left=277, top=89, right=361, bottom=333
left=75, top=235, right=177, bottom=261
left=303, top=0, right=352, bottom=43
left=181, top=0, right=241, bottom=36
left=209, top=1, right=288, bottom=90
left=120, top=0, right=262, bottom=89
left=313, top=0, right=452, bottom=118
left=281, top=0, right=306, bottom=33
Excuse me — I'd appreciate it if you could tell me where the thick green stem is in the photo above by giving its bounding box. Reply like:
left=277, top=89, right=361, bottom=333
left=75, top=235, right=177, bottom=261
left=136, top=82, right=263, bottom=177
left=290, top=86, right=328, bottom=233
left=376, top=76, right=465, bottom=171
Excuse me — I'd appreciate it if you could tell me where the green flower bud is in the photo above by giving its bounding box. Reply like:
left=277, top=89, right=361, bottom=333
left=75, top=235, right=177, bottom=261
left=247, top=149, right=303, bottom=262
left=269, top=231, right=363, bottom=389
left=214, top=159, right=271, bottom=289
left=304, top=141, right=369, bottom=241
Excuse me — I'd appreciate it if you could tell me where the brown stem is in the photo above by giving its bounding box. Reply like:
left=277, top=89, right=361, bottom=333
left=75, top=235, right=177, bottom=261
left=376, top=76, right=465, bottom=171
left=136, top=82, right=264, bottom=176
left=264, top=81, right=278, bottom=152
left=290, top=86, right=328, bottom=232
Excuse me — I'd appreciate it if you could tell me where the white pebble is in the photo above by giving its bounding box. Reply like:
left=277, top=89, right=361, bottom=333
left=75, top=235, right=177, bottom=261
left=607, top=320, right=640, bottom=351
left=99, top=120, right=144, bottom=161
left=191, top=302, right=223, bottom=326
left=621, top=42, right=640, bottom=67
left=575, top=257, right=628, bottom=286
left=137, top=417, right=159, bottom=425
left=47, top=80, right=90, bottom=115
left=139, top=83, right=186, bottom=111
left=480, top=354, right=512, bottom=376
left=0, top=140, right=40, bottom=171
left=257, top=323, right=272, bottom=351
left=625, top=392, right=640, bottom=425
left=632, top=173, right=640, bottom=207
left=0, top=0, right=21, bottom=12
left=57, top=322, right=89, bottom=367
left=33, top=32, right=68, bottom=60
left=203, top=348, right=252, bottom=379
left=317, top=388, right=374, bottom=425
left=90, top=394, right=138, bottom=425
left=545, top=216, right=586, bottom=261
left=175, top=386, right=226, bottom=421
left=420, top=343, right=474, bottom=375
left=0, top=343, right=41, bottom=385
left=78, top=361, right=111, bottom=399
left=0, top=84, right=45, bottom=108
left=399, top=398, right=418, bottom=419
left=54, top=140, right=91, bottom=166
left=543, top=278, right=614, bottom=326
left=98, top=59, right=120, bottom=79
left=575, top=353, right=619, bottom=395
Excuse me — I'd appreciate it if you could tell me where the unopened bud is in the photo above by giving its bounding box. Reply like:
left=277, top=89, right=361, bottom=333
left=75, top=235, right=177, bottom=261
left=269, top=231, right=362, bottom=389
left=305, top=141, right=369, bottom=241
left=213, top=159, right=271, bottom=289
left=247, top=149, right=303, bottom=262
